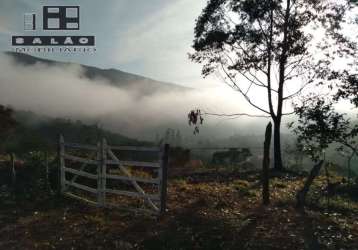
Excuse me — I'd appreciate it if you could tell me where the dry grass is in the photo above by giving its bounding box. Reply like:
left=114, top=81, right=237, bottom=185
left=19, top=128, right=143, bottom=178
left=0, top=169, right=357, bottom=250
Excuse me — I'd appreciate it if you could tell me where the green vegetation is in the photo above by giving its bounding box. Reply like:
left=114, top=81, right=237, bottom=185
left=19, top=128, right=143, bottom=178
left=0, top=109, right=150, bottom=156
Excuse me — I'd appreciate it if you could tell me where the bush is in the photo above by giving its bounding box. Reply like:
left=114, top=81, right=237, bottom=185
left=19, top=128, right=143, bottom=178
left=11, top=151, right=58, bottom=200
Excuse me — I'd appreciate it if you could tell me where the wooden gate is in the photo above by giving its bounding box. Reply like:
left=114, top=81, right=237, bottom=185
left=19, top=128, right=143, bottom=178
left=59, top=135, right=169, bottom=215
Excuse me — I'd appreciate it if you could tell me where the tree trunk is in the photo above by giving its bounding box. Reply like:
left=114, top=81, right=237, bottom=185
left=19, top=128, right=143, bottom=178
left=274, top=0, right=291, bottom=172
left=296, top=160, right=324, bottom=211
left=273, top=120, right=284, bottom=171
left=262, top=122, right=272, bottom=205
left=10, top=153, right=16, bottom=186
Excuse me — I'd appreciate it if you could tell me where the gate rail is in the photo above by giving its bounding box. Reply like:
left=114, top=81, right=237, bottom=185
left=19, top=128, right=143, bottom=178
left=59, top=135, right=169, bottom=215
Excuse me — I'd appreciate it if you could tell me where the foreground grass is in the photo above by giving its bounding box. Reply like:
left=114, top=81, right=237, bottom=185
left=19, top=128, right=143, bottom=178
left=0, top=169, right=357, bottom=250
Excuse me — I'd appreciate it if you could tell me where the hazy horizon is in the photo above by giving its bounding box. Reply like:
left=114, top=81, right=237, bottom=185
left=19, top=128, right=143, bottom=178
left=0, top=0, right=356, bottom=141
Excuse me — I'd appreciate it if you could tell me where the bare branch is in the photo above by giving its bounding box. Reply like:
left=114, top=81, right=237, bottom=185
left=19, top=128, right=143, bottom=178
left=220, top=63, right=271, bottom=115
left=286, top=54, right=311, bottom=70
left=283, top=73, right=317, bottom=100
left=282, top=110, right=295, bottom=116
left=284, top=54, right=311, bottom=79
left=223, top=52, right=273, bottom=92
left=204, top=112, right=271, bottom=118
left=247, top=70, right=270, bottom=88
left=245, top=81, right=254, bottom=95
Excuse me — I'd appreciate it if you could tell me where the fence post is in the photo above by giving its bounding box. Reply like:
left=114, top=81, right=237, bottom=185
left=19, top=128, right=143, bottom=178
left=59, top=135, right=65, bottom=193
left=262, top=122, right=272, bottom=205
left=159, top=144, right=169, bottom=214
left=45, top=151, right=49, bottom=191
left=10, top=153, right=16, bottom=186
left=96, top=141, right=102, bottom=206
left=101, top=138, right=107, bottom=207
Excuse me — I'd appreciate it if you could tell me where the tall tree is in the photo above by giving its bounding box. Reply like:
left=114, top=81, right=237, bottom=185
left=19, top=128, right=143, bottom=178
left=0, top=105, right=17, bottom=153
left=0, top=105, right=17, bottom=140
left=190, top=0, right=357, bottom=170
left=175, top=129, right=182, bottom=147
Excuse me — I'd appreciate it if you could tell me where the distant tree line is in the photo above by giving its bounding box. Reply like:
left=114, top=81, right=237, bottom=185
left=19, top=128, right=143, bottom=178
left=156, top=128, right=183, bottom=147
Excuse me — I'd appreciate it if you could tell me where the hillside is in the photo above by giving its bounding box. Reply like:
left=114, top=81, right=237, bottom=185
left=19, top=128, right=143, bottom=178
left=1, top=109, right=150, bottom=154
left=4, top=52, right=190, bottom=96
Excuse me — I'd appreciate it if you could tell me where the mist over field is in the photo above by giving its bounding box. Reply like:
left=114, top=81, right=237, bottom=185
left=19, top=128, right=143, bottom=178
left=0, top=53, right=270, bottom=140
left=1, top=1, right=358, bottom=248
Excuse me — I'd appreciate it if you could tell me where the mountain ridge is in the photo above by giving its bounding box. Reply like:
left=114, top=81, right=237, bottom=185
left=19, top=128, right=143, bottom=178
left=4, top=51, right=191, bottom=95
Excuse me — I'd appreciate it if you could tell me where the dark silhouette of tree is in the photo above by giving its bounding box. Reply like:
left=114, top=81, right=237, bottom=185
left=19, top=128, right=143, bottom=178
left=175, top=129, right=182, bottom=147
left=162, top=128, right=178, bottom=146
left=334, top=73, right=358, bottom=107
left=189, top=0, right=357, bottom=171
left=0, top=105, right=17, bottom=152
left=164, top=129, right=171, bottom=144
left=0, top=105, right=16, bottom=135
left=155, top=133, right=160, bottom=145
left=293, top=95, right=357, bottom=209
left=294, top=97, right=355, bottom=161
left=170, top=129, right=176, bottom=146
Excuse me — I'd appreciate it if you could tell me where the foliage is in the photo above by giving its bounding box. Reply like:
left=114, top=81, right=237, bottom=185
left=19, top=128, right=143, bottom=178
left=188, top=109, right=204, bottom=135
left=160, top=128, right=183, bottom=147
left=334, top=73, right=358, bottom=107
left=294, top=62, right=358, bottom=161
left=293, top=97, right=356, bottom=160
left=190, top=0, right=357, bottom=111
left=190, top=0, right=357, bottom=170
left=7, top=151, right=58, bottom=200
left=0, top=105, right=17, bottom=152
left=0, top=108, right=150, bottom=155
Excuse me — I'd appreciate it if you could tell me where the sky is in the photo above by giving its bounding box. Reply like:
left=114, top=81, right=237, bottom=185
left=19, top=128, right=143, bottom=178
left=0, top=53, right=266, bottom=139
left=0, top=0, right=216, bottom=88
left=0, top=0, right=272, bottom=139
left=0, top=0, right=356, bottom=139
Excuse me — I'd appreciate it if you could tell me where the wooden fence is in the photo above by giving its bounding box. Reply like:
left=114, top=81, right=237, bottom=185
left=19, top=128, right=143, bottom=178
left=59, top=135, right=169, bottom=215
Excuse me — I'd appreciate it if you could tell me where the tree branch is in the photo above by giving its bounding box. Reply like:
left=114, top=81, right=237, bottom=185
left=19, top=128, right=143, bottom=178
left=204, top=112, right=271, bottom=118
left=223, top=52, right=273, bottom=91
left=267, top=6, right=277, bottom=118
left=283, top=86, right=307, bottom=100
left=220, top=63, right=271, bottom=115
left=229, top=43, right=268, bottom=75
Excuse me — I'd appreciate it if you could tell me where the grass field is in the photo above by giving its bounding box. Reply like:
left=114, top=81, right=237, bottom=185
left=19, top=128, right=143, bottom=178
left=0, top=168, right=357, bottom=250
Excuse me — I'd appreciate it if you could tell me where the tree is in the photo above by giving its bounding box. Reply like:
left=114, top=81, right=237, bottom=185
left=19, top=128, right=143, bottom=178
left=164, top=128, right=171, bottom=144
left=175, top=129, right=182, bottom=147
left=293, top=96, right=358, bottom=209
left=170, top=129, right=176, bottom=146
left=294, top=97, right=354, bottom=161
left=155, top=133, right=160, bottom=145
left=0, top=105, right=17, bottom=152
left=0, top=105, right=16, bottom=136
left=190, top=0, right=357, bottom=170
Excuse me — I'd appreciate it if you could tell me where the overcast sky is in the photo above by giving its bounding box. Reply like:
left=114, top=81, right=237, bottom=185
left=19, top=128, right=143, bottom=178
left=0, top=0, right=218, bottom=88
left=0, top=0, right=355, bottom=121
